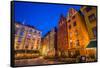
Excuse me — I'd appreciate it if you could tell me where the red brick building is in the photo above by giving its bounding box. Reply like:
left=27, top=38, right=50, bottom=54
left=57, top=15, right=69, bottom=57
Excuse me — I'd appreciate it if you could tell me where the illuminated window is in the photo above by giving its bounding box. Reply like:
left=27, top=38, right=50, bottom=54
left=19, top=27, right=25, bottom=36
left=27, top=33, right=31, bottom=39
left=69, top=32, right=72, bottom=37
left=88, top=14, right=96, bottom=22
left=18, top=37, right=22, bottom=42
left=76, top=40, right=80, bottom=46
left=70, top=40, right=73, bottom=46
left=75, top=29, right=78, bottom=36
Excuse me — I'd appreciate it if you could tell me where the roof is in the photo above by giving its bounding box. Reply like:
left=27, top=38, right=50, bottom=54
left=86, top=40, right=97, bottom=48
left=15, top=21, right=41, bottom=32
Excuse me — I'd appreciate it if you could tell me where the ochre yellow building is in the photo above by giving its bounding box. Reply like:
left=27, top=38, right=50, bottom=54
left=81, top=6, right=97, bottom=40
left=81, top=6, right=97, bottom=61
left=66, top=8, right=90, bottom=56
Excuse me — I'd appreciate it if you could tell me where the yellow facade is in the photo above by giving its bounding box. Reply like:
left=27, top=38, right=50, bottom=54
left=81, top=6, right=97, bottom=40
left=66, top=8, right=90, bottom=56
left=80, top=6, right=97, bottom=60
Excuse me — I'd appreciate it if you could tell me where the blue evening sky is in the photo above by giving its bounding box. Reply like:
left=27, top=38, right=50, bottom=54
left=14, top=2, right=81, bottom=37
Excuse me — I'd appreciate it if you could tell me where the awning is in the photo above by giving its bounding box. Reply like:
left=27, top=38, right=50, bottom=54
left=86, top=40, right=97, bottom=48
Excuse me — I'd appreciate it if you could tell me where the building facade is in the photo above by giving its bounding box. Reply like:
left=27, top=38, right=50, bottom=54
left=66, top=8, right=90, bottom=57
left=80, top=6, right=97, bottom=40
left=81, top=6, right=97, bottom=61
left=15, top=22, right=41, bottom=59
left=57, top=15, right=69, bottom=57
left=41, top=28, right=57, bottom=57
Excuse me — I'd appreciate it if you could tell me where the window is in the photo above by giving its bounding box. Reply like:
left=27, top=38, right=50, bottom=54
left=19, top=27, right=25, bottom=36
left=92, top=27, right=97, bottom=37
left=76, top=40, right=80, bottom=46
left=34, top=30, right=37, bottom=33
left=38, top=32, right=40, bottom=34
left=69, top=32, right=72, bottom=37
left=27, top=33, right=31, bottom=39
left=29, top=29, right=33, bottom=33
left=70, top=40, right=73, bottom=46
left=88, top=14, right=96, bottom=22
left=69, top=25, right=71, bottom=29
left=72, top=16, right=75, bottom=19
left=25, top=45, right=28, bottom=49
left=37, top=40, right=40, bottom=44
left=31, top=46, right=33, bottom=49
left=19, top=31, right=24, bottom=36
left=18, top=37, right=22, bottom=42
left=86, top=7, right=92, bottom=12
left=73, top=21, right=76, bottom=26
left=75, top=29, right=78, bottom=36
left=16, top=46, right=19, bottom=49
left=68, top=19, right=70, bottom=23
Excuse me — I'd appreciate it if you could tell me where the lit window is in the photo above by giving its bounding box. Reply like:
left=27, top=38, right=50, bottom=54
left=19, top=32, right=24, bottom=36
left=69, top=32, right=72, bottom=37
left=88, top=14, right=96, bottom=22
left=19, top=27, right=25, bottom=36
left=18, top=37, right=22, bottom=42
left=27, top=33, right=31, bottom=39
left=70, top=40, right=73, bottom=46
left=75, top=29, right=78, bottom=36
left=76, top=40, right=80, bottom=46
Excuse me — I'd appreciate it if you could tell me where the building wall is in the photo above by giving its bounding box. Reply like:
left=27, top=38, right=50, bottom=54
left=41, top=28, right=57, bottom=57
left=15, top=23, right=28, bottom=50
left=57, top=15, right=68, bottom=56
left=80, top=6, right=97, bottom=40
left=14, top=23, right=41, bottom=57
left=15, top=23, right=41, bottom=50
left=66, top=8, right=90, bottom=56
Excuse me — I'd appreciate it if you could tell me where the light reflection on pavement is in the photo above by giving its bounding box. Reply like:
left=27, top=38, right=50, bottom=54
left=15, top=56, right=63, bottom=66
